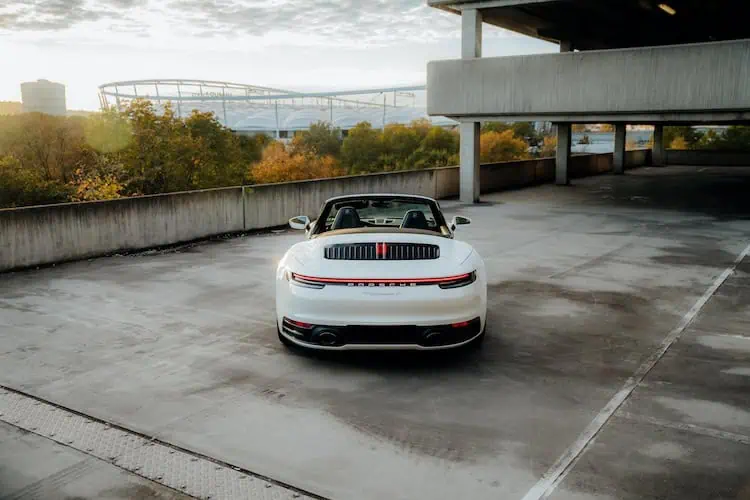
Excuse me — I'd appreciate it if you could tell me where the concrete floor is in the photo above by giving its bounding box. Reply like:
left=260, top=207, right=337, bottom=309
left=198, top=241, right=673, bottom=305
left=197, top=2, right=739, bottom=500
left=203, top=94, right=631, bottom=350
left=0, top=421, right=192, bottom=499
left=1, top=166, right=749, bottom=500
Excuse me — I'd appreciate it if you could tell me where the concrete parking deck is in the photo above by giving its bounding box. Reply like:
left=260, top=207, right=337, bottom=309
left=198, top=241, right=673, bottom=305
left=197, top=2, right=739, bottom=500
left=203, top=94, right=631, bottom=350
left=1, top=166, right=749, bottom=500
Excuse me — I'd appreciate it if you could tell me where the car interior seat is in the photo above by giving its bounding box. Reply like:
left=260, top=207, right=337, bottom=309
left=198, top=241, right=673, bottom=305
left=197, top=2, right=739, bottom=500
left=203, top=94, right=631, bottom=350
left=331, top=207, right=362, bottom=230
left=400, top=210, right=430, bottom=230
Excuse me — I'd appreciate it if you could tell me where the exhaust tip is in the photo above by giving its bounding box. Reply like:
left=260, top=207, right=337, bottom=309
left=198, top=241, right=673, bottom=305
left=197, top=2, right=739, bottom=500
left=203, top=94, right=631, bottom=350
left=422, top=330, right=443, bottom=347
left=315, top=330, right=339, bottom=346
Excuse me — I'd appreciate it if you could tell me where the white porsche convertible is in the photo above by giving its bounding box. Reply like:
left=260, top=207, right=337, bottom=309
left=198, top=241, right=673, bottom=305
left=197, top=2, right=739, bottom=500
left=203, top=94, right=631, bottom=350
left=276, top=194, right=487, bottom=351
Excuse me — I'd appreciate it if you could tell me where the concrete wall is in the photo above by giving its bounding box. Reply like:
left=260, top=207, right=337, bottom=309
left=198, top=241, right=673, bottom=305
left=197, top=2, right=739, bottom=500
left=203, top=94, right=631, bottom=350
left=427, top=39, right=750, bottom=122
left=243, top=169, right=440, bottom=229
left=481, top=158, right=553, bottom=193
left=0, top=188, right=245, bottom=271
left=0, top=151, right=649, bottom=272
left=666, top=149, right=750, bottom=166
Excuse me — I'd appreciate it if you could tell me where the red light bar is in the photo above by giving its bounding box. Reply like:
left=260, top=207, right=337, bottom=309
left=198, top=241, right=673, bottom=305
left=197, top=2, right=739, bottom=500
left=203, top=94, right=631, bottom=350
left=284, top=318, right=312, bottom=329
left=292, top=273, right=472, bottom=285
left=451, top=321, right=471, bottom=328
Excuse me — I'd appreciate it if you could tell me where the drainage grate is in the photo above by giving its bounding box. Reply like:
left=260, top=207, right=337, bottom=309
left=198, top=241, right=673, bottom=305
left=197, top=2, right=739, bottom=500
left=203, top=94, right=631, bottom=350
left=0, top=386, right=319, bottom=500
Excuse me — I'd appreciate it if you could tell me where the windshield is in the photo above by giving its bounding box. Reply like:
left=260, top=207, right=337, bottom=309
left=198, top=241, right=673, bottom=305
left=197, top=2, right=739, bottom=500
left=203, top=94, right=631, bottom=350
left=313, top=197, right=446, bottom=235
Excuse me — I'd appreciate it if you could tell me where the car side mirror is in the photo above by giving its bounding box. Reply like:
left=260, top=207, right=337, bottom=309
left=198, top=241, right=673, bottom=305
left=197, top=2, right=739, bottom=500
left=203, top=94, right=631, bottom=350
left=450, top=215, right=471, bottom=231
left=289, top=215, right=310, bottom=230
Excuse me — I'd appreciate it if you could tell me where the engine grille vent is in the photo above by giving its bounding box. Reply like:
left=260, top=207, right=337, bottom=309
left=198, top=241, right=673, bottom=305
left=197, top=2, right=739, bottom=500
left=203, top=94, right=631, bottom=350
left=324, top=243, right=440, bottom=261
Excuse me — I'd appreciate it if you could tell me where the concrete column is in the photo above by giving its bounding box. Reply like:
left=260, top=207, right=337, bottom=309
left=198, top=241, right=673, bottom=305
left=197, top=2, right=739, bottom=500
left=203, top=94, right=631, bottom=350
left=555, top=43, right=574, bottom=185
left=462, top=9, right=482, bottom=58
left=613, top=123, right=627, bottom=174
left=653, top=124, right=665, bottom=166
left=460, top=8, right=482, bottom=203
left=460, top=122, right=481, bottom=203
left=555, top=123, right=571, bottom=185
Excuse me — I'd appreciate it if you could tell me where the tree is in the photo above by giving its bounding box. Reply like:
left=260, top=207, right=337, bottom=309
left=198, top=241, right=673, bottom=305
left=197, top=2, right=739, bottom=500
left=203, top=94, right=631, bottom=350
left=340, top=122, right=384, bottom=174
left=251, top=142, right=343, bottom=184
left=483, top=121, right=540, bottom=147
left=572, top=123, right=614, bottom=133
left=482, top=122, right=511, bottom=134
left=510, top=122, right=539, bottom=146
left=0, top=155, right=71, bottom=207
left=706, top=126, right=750, bottom=150
left=670, top=136, right=689, bottom=150
left=3, top=113, right=88, bottom=183
left=540, top=136, right=557, bottom=157
left=84, top=108, right=132, bottom=154
left=237, top=133, right=268, bottom=166
left=664, top=126, right=704, bottom=149
left=70, top=163, right=124, bottom=202
left=381, top=124, right=421, bottom=169
left=422, top=126, right=458, bottom=154
left=480, top=130, right=529, bottom=163
left=292, top=122, right=341, bottom=158
left=180, top=110, right=248, bottom=189
left=118, top=99, right=173, bottom=195
left=0, top=101, right=22, bottom=116
left=407, top=148, right=458, bottom=170
left=117, top=101, right=250, bottom=194
left=409, top=118, right=431, bottom=143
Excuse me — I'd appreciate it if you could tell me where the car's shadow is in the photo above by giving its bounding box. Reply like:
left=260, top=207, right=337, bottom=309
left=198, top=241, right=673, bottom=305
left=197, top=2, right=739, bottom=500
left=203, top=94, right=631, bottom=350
left=284, top=342, right=490, bottom=375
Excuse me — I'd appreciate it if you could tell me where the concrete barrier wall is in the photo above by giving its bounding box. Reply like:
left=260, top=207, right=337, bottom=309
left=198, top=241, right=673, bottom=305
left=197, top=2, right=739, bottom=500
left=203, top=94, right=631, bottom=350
left=626, top=149, right=652, bottom=167
left=0, top=151, right=649, bottom=271
left=243, top=169, right=441, bottom=230
left=666, top=149, right=750, bottom=166
left=0, top=187, right=244, bottom=271
left=481, top=158, right=554, bottom=193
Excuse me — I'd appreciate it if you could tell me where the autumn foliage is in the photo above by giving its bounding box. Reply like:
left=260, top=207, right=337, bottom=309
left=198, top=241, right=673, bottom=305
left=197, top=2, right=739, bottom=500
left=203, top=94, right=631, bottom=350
left=480, top=130, right=529, bottom=163
left=0, top=102, right=548, bottom=208
left=251, top=142, right=343, bottom=184
left=0, top=101, right=264, bottom=208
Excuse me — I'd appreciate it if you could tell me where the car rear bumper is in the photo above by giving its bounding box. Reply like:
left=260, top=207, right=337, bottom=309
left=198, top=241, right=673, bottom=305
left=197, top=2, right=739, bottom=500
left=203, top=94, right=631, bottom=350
left=276, top=279, right=486, bottom=327
left=279, top=317, right=484, bottom=351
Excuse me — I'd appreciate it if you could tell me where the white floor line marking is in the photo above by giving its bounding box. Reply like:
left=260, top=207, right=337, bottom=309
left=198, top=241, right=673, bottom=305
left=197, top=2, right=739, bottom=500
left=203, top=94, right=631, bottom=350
left=615, top=412, right=750, bottom=446
left=520, top=242, right=750, bottom=500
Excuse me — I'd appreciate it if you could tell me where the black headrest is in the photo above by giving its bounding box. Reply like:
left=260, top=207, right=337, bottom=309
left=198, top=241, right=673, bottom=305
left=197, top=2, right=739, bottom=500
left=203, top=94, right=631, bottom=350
left=332, top=207, right=362, bottom=230
left=400, top=209, right=429, bottom=230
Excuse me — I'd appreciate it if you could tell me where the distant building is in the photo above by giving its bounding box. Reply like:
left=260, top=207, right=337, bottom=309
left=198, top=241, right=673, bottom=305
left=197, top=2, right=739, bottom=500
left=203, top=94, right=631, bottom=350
left=98, top=79, right=455, bottom=138
left=21, top=79, right=67, bottom=116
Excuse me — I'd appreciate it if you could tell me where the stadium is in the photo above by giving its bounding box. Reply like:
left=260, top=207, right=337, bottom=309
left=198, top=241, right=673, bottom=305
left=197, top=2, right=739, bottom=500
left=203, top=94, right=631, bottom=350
left=98, top=80, right=456, bottom=138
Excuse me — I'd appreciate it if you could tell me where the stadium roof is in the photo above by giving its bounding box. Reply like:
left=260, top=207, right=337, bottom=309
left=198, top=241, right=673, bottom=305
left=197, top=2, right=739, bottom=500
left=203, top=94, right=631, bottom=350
left=98, top=79, right=455, bottom=133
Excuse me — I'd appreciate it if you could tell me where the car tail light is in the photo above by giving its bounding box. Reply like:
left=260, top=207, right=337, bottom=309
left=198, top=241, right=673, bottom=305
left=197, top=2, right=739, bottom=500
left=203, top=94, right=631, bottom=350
left=451, top=321, right=471, bottom=328
left=289, top=272, right=477, bottom=288
left=438, top=271, right=477, bottom=289
left=285, top=318, right=313, bottom=329
left=290, top=273, right=325, bottom=289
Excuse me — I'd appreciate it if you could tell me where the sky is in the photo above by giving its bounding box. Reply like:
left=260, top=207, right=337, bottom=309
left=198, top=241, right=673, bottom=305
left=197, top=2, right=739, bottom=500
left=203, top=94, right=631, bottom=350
left=0, top=0, right=555, bottom=110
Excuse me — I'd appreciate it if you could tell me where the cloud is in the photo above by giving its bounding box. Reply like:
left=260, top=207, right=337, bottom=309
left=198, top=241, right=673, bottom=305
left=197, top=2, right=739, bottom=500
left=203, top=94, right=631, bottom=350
left=169, top=0, right=462, bottom=45
left=0, top=0, right=147, bottom=31
left=0, top=0, right=480, bottom=46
